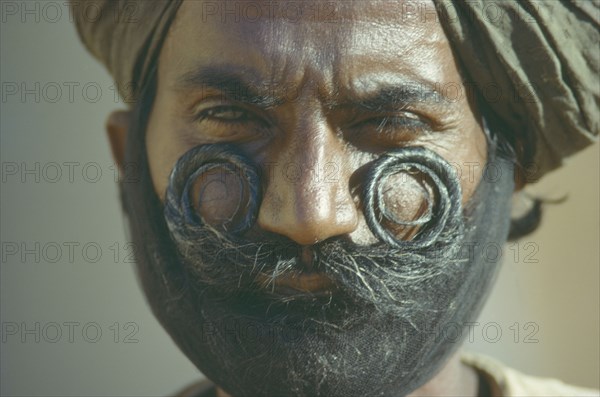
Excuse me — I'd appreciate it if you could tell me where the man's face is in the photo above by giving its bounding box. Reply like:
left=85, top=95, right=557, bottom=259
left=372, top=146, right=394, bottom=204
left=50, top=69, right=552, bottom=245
left=126, top=1, right=512, bottom=396
left=147, top=0, right=487, bottom=215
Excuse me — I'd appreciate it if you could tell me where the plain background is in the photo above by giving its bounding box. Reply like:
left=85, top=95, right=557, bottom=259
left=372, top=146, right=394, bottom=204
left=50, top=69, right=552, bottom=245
left=1, top=3, right=598, bottom=396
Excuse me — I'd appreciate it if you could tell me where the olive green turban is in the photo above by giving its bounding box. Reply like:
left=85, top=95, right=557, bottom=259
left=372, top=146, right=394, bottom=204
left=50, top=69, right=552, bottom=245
left=70, top=0, right=184, bottom=102
left=71, top=0, right=599, bottom=179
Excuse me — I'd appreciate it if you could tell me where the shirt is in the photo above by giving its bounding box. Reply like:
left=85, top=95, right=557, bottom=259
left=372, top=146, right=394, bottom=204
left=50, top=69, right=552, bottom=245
left=175, top=352, right=600, bottom=397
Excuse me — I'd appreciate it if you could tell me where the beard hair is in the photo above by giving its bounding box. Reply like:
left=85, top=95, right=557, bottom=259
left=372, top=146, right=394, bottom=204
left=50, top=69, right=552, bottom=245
left=120, top=82, right=515, bottom=397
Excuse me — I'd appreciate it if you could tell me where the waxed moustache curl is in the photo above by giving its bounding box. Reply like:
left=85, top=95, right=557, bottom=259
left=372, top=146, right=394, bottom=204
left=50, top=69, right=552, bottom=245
left=123, top=118, right=514, bottom=396
left=163, top=143, right=465, bottom=312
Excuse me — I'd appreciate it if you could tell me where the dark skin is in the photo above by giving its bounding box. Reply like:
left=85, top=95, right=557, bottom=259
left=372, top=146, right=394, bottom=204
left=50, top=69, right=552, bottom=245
left=106, top=0, right=501, bottom=395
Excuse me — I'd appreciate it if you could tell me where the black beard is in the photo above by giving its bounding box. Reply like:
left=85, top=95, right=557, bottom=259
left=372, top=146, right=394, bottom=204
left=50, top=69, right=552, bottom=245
left=120, top=92, right=515, bottom=397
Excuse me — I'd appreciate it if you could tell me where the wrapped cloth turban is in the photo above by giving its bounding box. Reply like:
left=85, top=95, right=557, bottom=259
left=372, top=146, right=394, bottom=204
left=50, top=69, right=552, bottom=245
left=71, top=0, right=599, bottom=180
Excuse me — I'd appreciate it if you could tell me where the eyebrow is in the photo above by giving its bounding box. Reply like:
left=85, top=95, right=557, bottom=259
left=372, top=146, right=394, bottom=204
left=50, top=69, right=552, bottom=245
left=174, top=64, right=454, bottom=113
left=173, top=65, right=282, bottom=108
left=335, top=84, right=450, bottom=113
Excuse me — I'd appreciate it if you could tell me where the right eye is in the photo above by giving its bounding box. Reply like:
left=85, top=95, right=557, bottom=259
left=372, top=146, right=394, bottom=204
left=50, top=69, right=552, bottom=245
left=191, top=102, right=270, bottom=142
left=194, top=105, right=253, bottom=124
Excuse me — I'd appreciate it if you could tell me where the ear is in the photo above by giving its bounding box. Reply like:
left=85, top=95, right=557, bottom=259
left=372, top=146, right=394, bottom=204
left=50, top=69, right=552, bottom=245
left=105, top=110, right=132, bottom=172
left=513, top=165, right=527, bottom=192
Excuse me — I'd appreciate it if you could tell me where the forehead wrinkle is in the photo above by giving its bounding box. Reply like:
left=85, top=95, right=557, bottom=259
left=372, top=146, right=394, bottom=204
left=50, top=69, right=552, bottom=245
left=207, top=18, right=442, bottom=105
left=244, top=17, right=339, bottom=97
left=168, top=0, right=456, bottom=107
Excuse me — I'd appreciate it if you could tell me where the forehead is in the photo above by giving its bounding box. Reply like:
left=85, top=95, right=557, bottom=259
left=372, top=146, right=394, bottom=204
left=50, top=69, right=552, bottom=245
left=161, top=0, right=459, bottom=91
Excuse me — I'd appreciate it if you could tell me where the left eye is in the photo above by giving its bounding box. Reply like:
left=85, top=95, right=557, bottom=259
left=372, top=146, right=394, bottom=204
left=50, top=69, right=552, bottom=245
left=371, top=115, right=426, bottom=134
left=344, top=114, right=430, bottom=148
left=352, top=115, right=429, bottom=143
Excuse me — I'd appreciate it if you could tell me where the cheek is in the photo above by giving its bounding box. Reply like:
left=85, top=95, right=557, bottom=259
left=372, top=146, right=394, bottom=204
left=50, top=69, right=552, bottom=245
left=146, top=99, right=190, bottom=201
left=380, top=172, right=434, bottom=240
left=190, top=168, right=249, bottom=229
left=425, top=126, right=488, bottom=205
left=455, top=132, right=488, bottom=204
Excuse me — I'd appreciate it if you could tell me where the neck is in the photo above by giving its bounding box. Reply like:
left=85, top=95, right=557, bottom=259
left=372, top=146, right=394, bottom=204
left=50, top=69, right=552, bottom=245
left=215, top=351, right=479, bottom=397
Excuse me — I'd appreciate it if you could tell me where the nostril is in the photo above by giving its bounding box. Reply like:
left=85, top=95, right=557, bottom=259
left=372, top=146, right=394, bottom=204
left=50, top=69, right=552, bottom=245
left=300, top=246, right=316, bottom=272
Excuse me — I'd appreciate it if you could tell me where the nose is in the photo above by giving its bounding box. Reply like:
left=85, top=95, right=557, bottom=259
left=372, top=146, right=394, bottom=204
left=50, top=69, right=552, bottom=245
left=257, top=116, right=358, bottom=245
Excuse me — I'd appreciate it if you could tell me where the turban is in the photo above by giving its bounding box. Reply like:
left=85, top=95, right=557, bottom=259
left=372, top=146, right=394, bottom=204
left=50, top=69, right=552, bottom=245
left=71, top=0, right=599, bottom=180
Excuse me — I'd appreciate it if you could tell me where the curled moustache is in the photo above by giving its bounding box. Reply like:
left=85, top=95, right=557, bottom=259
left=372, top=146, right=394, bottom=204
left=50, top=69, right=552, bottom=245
left=164, top=144, right=261, bottom=235
left=363, top=147, right=463, bottom=250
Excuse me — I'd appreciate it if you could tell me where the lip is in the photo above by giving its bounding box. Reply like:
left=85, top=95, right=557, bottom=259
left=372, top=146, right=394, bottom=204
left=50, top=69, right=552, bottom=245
left=255, top=271, right=336, bottom=296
